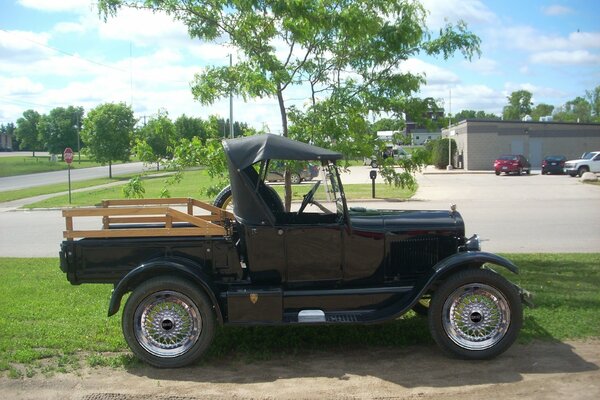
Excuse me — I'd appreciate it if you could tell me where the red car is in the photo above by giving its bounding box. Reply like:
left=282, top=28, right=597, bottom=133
left=494, top=155, right=531, bottom=175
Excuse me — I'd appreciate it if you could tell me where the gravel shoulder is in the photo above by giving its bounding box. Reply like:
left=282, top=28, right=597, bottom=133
left=2, top=339, right=599, bottom=400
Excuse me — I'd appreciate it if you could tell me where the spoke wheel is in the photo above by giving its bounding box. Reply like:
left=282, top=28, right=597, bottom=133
left=428, top=269, right=522, bottom=360
left=134, top=291, right=201, bottom=358
left=442, top=283, right=509, bottom=351
left=123, top=277, right=216, bottom=368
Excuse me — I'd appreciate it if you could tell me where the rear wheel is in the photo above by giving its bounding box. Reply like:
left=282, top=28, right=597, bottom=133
left=495, top=171, right=500, bottom=176
left=122, top=277, right=216, bottom=368
left=428, top=269, right=522, bottom=360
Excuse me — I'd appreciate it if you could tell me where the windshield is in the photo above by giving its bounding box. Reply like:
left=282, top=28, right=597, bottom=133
left=582, top=152, right=595, bottom=160
left=295, top=163, right=345, bottom=218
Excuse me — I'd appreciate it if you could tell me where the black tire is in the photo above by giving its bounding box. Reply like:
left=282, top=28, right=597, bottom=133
left=568, top=173, right=577, bottom=177
left=526, top=169, right=530, bottom=175
left=122, top=277, right=217, bottom=368
left=578, top=166, right=589, bottom=177
left=495, top=171, right=500, bottom=176
left=428, top=268, right=522, bottom=360
left=213, top=186, right=233, bottom=210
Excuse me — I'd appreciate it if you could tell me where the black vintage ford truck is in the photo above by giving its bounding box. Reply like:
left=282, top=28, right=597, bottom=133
left=60, top=134, right=529, bottom=368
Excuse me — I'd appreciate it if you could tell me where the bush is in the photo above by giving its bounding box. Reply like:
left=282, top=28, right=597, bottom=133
left=429, top=138, right=456, bottom=169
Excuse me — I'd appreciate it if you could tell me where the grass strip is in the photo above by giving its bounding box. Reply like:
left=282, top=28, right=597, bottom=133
left=0, top=253, right=598, bottom=376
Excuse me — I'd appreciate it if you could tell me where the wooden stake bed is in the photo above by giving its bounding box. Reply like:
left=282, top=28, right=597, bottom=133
left=62, top=198, right=234, bottom=240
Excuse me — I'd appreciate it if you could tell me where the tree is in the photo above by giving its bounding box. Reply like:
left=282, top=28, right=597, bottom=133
left=81, top=103, right=135, bottom=178
left=99, top=0, right=480, bottom=210
left=174, top=114, right=209, bottom=143
left=133, top=110, right=177, bottom=171
left=15, top=109, right=43, bottom=156
left=502, top=90, right=533, bottom=120
left=39, top=106, right=84, bottom=157
left=531, top=103, right=554, bottom=121
left=553, top=97, right=592, bottom=123
left=453, top=109, right=500, bottom=121
left=585, top=85, right=600, bottom=122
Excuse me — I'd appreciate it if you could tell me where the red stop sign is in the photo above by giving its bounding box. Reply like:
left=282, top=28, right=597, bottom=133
left=64, top=147, right=74, bottom=164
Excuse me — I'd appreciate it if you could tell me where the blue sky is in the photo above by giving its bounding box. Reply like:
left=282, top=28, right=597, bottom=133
left=1, top=0, right=599, bottom=132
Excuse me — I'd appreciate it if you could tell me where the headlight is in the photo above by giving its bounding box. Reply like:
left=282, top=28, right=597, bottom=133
left=461, top=234, right=481, bottom=252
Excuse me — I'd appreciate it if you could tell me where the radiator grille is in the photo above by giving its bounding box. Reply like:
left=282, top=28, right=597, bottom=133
left=388, top=237, right=439, bottom=277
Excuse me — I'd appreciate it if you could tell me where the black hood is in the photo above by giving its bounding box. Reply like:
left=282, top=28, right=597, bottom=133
left=349, top=208, right=465, bottom=235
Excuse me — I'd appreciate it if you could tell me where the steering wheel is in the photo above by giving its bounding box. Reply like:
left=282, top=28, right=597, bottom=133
left=298, top=180, right=321, bottom=214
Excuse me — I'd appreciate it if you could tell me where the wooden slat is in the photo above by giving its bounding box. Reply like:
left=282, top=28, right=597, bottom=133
left=63, top=197, right=232, bottom=240
left=63, top=226, right=225, bottom=239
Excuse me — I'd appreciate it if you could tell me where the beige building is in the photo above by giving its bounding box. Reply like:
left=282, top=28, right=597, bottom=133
left=442, top=120, right=600, bottom=170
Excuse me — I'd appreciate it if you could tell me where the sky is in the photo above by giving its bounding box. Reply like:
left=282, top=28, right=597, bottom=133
left=0, top=0, right=599, bottom=132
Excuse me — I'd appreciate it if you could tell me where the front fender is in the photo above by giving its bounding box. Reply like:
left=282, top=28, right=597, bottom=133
left=433, top=251, right=519, bottom=276
left=107, top=258, right=223, bottom=324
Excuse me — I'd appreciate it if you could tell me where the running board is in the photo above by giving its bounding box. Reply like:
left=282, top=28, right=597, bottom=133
left=286, top=310, right=371, bottom=324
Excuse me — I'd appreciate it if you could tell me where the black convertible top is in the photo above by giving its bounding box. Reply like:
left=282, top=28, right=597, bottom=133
left=223, top=134, right=342, bottom=170
left=222, top=134, right=342, bottom=225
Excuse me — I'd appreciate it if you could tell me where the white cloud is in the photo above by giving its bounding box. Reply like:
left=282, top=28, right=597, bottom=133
left=399, top=58, right=460, bottom=85
left=501, top=26, right=600, bottom=52
left=0, top=30, right=53, bottom=62
left=53, top=21, right=86, bottom=34
left=96, top=7, right=190, bottom=47
left=462, top=57, right=498, bottom=75
left=421, top=0, right=496, bottom=30
left=17, top=0, right=93, bottom=13
left=542, top=5, right=574, bottom=16
left=530, top=50, right=600, bottom=66
left=0, top=76, right=44, bottom=96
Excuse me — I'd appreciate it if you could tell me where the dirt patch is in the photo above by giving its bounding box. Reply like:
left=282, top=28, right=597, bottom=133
left=2, top=340, right=600, bottom=400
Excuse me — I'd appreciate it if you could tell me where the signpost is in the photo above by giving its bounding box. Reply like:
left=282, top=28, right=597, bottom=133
left=64, top=147, right=73, bottom=204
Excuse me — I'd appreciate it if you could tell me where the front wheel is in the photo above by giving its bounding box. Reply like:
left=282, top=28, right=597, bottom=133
left=578, top=166, right=589, bottom=177
left=428, top=269, right=522, bottom=360
left=122, top=277, right=216, bottom=368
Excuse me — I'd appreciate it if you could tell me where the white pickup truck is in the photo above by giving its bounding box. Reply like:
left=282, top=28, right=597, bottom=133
left=564, top=151, right=600, bottom=177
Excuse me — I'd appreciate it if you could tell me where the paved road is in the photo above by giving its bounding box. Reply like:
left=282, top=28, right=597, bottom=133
left=0, top=161, right=151, bottom=191
left=0, top=168, right=599, bottom=256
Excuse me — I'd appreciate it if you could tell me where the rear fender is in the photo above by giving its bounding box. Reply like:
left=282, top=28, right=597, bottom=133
left=107, top=258, right=223, bottom=324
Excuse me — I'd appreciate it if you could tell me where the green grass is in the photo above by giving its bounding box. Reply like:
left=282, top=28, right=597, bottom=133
left=22, top=170, right=415, bottom=208
left=0, top=177, right=130, bottom=203
left=0, top=254, right=598, bottom=376
left=0, top=155, right=112, bottom=177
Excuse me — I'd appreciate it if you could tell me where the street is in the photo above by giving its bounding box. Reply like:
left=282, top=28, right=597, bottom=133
left=0, top=160, right=151, bottom=191
left=0, top=167, right=598, bottom=257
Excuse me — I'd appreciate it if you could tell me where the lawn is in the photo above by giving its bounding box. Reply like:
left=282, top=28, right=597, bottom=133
left=0, top=253, right=598, bottom=377
left=0, top=155, right=112, bottom=177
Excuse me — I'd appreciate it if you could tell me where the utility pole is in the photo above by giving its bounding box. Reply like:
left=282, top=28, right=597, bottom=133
left=229, top=54, right=234, bottom=139
left=447, top=88, right=453, bottom=170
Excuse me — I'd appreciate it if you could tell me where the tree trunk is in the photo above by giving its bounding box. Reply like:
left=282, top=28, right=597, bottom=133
left=32, top=151, right=35, bottom=157
left=109, top=160, right=112, bottom=179
left=276, top=84, right=292, bottom=212
left=157, top=161, right=160, bottom=171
